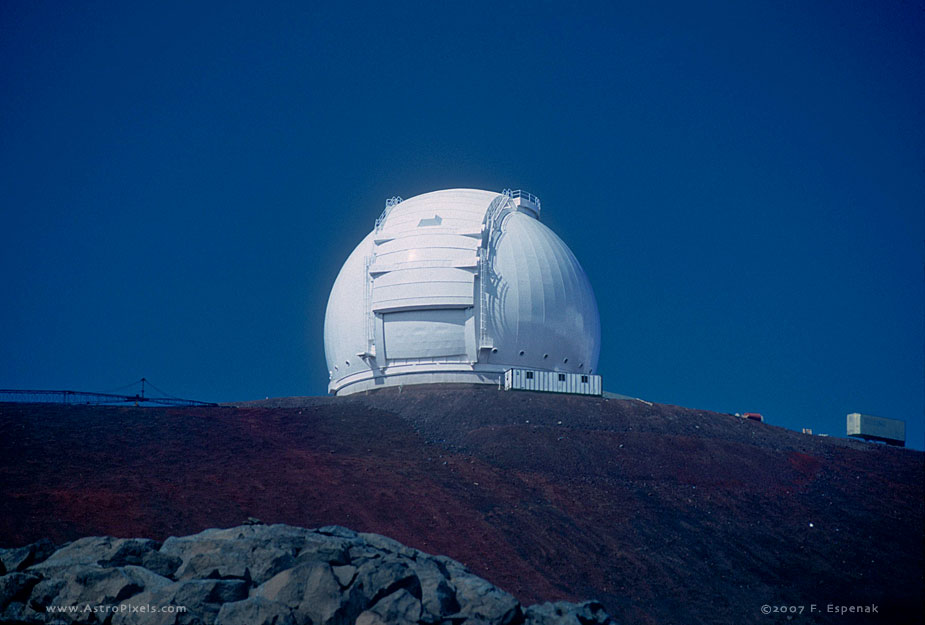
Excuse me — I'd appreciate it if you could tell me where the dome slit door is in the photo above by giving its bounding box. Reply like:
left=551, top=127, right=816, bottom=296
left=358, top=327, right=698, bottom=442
left=382, top=309, right=469, bottom=360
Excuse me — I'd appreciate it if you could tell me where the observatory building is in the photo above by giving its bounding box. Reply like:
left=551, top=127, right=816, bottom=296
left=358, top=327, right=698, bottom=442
left=323, top=188, right=601, bottom=395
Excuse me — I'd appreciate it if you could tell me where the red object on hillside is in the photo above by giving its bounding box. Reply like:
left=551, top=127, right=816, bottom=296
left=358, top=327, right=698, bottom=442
left=743, top=412, right=764, bottom=422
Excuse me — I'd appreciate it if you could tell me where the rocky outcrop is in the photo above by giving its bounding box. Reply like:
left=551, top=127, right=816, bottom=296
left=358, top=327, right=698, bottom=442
left=0, top=524, right=614, bottom=625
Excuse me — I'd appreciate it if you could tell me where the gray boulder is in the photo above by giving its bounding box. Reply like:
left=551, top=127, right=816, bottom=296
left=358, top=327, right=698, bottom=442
left=111, top=578, right=249, bottom=625
left=255, top=561, right=348, bottom=624
left=332, top=564, right=357, bottom=588
left=0, top=539, right=56, bottom=574
left=160, top=578, right=248, bottom=607
left=349, top=558, right=422, bottom=606
left=446, top=566, right=522, bottom=625
left=357, top=588, right=423, bottom=625
left=215, top=596, right=295, bottom=625
left=410, top=557, right=460, bottom=621
left=27, top=577, right=66, bottom=610
left=7, top=524, right=616, bottom=625
left=99, top=539, right=180, bottom=578
left=2, top=599, right=36, bottom=624
left=0, top=572, right=41, bottom=609
left=294, top=534, right=351, bottom=567
left=29, top=537, right=168, bottom=578
left=524, top=600, right=615, bottom=625
left=162, top=525, right=322, bottom=584
left=315, top=525, right=358, bottom=539
left=50, top=565, right=172, bottom=612
left=357, top=532, right=419, bottom=559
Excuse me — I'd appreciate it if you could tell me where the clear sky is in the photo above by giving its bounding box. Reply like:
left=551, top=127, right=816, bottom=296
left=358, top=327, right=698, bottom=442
left=1, top=1, right=922, bottom=449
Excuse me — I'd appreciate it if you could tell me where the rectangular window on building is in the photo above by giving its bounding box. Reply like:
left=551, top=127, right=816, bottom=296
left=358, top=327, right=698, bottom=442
left=581, top=375, right=588, bottom=383
left=526, top=371, right=534, bottom=379
left=558, top=374, right=566, bottom=381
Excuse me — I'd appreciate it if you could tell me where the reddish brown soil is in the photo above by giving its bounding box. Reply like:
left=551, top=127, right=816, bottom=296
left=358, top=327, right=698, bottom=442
left=1, top=385, right=922, bottom=624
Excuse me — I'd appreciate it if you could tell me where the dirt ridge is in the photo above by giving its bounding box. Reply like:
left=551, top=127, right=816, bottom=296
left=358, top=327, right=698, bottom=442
left=1, top=386, right=921, bottom=624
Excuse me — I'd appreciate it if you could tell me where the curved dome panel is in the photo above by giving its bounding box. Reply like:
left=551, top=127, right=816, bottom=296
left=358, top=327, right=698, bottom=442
left=323, top=188, right=601, bottom=395
left=486, top=212, right=600, bottom=372
left=323, top=231, right=375, bottom=382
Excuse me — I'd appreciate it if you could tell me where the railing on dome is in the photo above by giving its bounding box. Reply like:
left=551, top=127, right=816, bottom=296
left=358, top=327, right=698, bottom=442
left=502, top=189, right=541, bottom=212
left=375, top=196, right=403, bottom=232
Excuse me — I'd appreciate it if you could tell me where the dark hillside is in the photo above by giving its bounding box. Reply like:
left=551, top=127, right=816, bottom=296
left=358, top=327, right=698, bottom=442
left=1, top=386, right=921, bottom=624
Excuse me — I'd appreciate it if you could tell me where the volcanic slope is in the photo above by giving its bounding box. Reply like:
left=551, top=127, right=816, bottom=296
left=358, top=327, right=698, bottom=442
left=1, top=385, right=922, bottom=625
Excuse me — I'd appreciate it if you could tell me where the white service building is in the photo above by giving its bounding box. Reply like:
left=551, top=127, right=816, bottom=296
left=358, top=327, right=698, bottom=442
left=323, top=188, right=601, bottom=395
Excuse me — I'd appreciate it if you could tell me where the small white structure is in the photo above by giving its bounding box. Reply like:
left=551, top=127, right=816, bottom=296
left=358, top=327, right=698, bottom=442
left=324, top=188, right=601, bottom=395
left=504, top=368, right=602, bottom=396
left=846, top=413, right=905, bottom=446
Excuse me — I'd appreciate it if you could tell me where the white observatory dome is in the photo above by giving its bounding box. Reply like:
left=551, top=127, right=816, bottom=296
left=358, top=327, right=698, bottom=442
left=323, top=188, right=600, bottom=395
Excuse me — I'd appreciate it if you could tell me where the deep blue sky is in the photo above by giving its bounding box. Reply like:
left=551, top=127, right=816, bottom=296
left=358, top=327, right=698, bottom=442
left=2, top=1, right=922, bottom=448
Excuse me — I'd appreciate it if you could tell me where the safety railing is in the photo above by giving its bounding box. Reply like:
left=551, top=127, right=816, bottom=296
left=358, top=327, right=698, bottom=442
left=375, top=196, right=403, bottom=231
left=502, top=189, right=541, bottom=211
